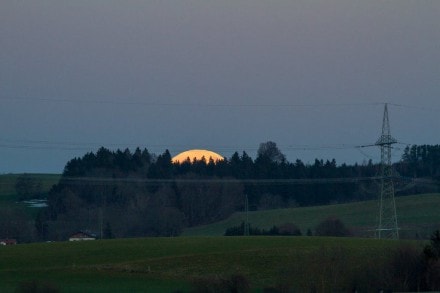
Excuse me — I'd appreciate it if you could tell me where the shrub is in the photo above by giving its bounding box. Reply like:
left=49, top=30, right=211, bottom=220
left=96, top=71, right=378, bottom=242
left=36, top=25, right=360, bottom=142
left=387, top=245, right=424, bottom=292
left=315, top=217, right=351, bottom=237
left=424, top=230, right=440, bottom=260
left=225, top=222, right=301, bottom=236
left=278, top=223, right=301, bottom=236
left=423, top=230, right=440, bottom=291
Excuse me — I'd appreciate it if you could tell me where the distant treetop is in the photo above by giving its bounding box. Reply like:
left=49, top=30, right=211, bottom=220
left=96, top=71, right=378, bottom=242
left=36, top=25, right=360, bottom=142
left=172, top=149, right=224, bottom=164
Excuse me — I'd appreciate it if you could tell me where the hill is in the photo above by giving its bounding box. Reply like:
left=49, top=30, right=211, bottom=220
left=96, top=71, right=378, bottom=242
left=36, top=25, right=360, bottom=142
left=0, top=173, right=60, bottom=199
left=183, top=193, right=440, bottom=239
left=0, top=236, right=408, bottom=292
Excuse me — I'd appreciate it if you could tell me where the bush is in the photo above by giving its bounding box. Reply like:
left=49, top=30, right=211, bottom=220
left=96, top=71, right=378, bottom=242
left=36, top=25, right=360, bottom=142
left=278, top=223, right=301, bottom=236
left=424, top=230, right=440, bottom=260
left=423, top=230, right=440, bottom=291
left=387, top=245, right=424, bottom=292
left=315, top=217, right=351, bottom=237
left=224, top=222, right=301, bottom=236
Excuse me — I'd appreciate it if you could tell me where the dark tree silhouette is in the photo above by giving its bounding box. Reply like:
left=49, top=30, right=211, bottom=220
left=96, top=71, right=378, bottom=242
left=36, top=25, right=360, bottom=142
left=315, top=217, right=351, bottom=237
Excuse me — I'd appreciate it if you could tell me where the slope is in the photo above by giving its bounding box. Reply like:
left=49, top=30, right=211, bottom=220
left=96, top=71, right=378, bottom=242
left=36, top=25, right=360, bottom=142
left=183, top=193, right=440, bottom=239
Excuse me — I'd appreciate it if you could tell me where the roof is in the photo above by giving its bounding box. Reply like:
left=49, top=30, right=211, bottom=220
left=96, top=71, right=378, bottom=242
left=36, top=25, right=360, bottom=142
left=69, top=231, right=97, bottom=238
left=0, top=239, right=17, bottom=245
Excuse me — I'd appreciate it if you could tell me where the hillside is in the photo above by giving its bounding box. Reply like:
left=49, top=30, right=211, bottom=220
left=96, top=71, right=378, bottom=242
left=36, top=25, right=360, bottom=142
left=1, top=174, right=438, bottom=240
left=0, top=236, right=407, bottom=292
left=0, top=173, right=60, bottom=198
left=183, top=193, right=440, bottom=239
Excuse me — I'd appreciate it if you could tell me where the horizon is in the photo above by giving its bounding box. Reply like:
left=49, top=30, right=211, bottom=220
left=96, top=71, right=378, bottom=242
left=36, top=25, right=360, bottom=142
left=1, top=1, right=439, bottom=173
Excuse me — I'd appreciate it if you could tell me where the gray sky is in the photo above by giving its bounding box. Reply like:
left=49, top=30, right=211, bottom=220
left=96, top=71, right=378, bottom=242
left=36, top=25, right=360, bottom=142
left=1, top=0, right=439, bottom=173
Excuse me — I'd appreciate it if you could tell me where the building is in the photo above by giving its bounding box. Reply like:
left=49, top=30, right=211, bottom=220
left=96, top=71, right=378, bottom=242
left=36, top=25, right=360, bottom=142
left=0, top=239, right=17, bottom=245
left=69, top=231, right=96, bottom=241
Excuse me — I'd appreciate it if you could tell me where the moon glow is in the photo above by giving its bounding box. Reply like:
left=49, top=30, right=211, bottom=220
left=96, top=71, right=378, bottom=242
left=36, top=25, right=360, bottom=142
left=172, top=149, right=224, bottom=164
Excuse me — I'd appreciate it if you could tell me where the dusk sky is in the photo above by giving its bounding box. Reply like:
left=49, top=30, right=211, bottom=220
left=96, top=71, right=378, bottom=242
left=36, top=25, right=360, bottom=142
left=1, top=1, right=439, bottom=173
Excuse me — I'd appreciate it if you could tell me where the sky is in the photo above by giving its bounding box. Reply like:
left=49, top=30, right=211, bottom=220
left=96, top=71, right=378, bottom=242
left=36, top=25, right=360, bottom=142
left=1, top=0, right=439, bottom=174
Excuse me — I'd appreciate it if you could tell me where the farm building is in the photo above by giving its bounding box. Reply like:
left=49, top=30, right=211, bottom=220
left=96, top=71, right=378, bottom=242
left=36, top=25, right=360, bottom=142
left=69, top=231, right=97, bottom=241
left=0, top=239, right=17, bottom=245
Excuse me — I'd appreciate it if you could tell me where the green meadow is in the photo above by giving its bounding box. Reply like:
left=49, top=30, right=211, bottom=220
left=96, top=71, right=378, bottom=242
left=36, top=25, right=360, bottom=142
left=183, top=193, right=440, bottom=239
left=0, top=174, right=60, bottom=221
left=1, top=174, right=438, bottom=291
left=0, top=236, right=409, bottom=292
left=0, top=173, right=60, bottom=198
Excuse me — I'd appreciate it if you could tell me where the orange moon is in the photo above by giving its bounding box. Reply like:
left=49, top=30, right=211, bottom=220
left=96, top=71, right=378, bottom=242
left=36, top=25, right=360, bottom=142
left=172, top=149, right=224, bottom=164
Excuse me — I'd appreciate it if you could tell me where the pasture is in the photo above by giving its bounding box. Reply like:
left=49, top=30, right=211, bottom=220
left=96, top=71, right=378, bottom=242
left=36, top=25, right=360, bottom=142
left=0, top=236, right=408, bottom=292
left=0, top=173, right=59, bottom=198
left=0, top=175, right=437, bottom=291
left=183, top=193, right=440, bottom=239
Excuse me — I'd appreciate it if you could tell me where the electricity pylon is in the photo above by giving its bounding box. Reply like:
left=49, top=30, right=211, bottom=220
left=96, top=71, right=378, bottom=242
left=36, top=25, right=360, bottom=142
left=375, top=103, right=399, bottom=239
left=244, top=194, right=250, bottom=236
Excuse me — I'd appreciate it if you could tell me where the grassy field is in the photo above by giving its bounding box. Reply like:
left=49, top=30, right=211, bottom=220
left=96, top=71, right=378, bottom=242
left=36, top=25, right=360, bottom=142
left=0, top=173, right=60, bottom=198
left=0, top=173, right=60, bottom=220
left=0, top=236, right=410, bottom=292
left=183, top=193, right=440, bottom=239
left=0, top=175, right=436, bottom=291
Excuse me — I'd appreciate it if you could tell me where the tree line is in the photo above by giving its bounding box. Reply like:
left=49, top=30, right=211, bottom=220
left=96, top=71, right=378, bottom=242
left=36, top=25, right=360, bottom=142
left=224, top=217, right=351, bottom=237
left=28, top=142, right=439, bottom=240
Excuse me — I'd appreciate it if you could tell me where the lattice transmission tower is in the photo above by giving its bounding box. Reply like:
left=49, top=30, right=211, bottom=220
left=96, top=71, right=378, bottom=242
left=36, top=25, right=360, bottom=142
left=375, top=103, right=399, bottom=239
left=244, top=194, right=250, bottom=236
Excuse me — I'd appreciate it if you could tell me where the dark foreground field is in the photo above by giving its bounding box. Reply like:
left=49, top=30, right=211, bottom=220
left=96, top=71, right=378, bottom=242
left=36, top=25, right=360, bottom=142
left=0, top=236, right=416, bottom=292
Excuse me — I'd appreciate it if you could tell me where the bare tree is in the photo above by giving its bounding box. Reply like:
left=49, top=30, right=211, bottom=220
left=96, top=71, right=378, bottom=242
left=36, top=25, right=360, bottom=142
left=257, top=141, right=286, bottom=163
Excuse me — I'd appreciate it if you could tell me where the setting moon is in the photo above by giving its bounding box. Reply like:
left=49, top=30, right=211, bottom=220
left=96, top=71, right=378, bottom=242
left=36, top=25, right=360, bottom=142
left=172, top=149, right=224, bottom=164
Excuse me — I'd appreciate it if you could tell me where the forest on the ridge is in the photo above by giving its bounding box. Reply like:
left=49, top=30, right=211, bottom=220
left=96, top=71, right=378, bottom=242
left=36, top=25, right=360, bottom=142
left=28, top=142, right=440, bottom=241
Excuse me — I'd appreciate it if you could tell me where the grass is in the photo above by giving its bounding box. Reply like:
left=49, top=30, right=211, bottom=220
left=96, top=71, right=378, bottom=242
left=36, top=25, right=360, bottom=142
left=183, top=193, right=440, bottom=239
left=0, top=173, right=59, bottom=196
left=0, top=236, right=409, bottom=292
left=0, top=174, right=60, bottom=221
left=1, top=270, right=190, bottom=292
left=0, top=175, right=436, bottom=291
left=0, top=173, right=60, bottom=212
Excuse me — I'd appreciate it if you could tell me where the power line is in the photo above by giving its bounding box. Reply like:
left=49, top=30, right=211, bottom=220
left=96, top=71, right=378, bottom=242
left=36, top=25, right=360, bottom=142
left=61, top=176, right=384, bottom=185
left=0, top=175, right=414, bottom=186
left=0, top=138, right=377, bottom=153
left=0, top=96, right=385, bottom=108
left=388, top=103, right=440, bottom=112
left=3, top=96, right=440, bottom=111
